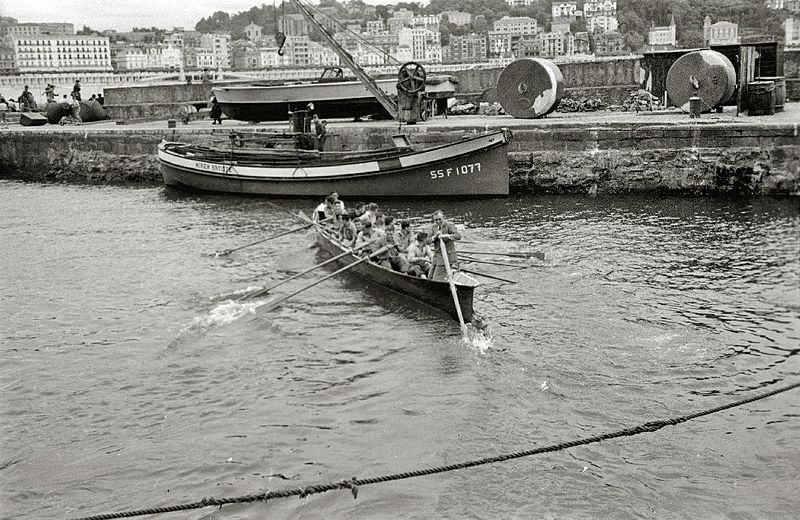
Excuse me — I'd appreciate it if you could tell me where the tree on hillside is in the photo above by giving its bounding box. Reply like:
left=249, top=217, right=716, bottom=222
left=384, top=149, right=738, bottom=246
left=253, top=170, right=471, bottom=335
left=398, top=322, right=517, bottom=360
left=375, top=5, right=390, bottom=22
left=76, top=25, right=98, bottom=35
left=395, top=2, right=423, bottom=15
left=195, top=11, right=231, bottom=33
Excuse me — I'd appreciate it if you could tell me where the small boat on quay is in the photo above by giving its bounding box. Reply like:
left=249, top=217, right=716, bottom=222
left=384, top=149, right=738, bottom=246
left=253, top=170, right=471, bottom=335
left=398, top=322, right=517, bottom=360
left=312, top=219, right=479, bottom=322
left=157, top=129, right=511, bottom=197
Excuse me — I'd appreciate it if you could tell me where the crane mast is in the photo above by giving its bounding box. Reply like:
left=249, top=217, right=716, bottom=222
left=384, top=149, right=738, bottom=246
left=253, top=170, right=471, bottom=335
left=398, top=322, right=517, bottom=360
left=287, top=0, right=399, bottom=119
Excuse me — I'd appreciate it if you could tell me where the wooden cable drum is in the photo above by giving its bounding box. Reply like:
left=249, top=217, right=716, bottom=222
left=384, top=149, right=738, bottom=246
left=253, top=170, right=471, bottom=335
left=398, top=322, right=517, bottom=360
left=666, top=50, right=736, bottom=113
left=79, top=100, right=107, bottom=122
left=45, top=102, right=71, bottom=124
left=497, top=58, right=564, bottom=119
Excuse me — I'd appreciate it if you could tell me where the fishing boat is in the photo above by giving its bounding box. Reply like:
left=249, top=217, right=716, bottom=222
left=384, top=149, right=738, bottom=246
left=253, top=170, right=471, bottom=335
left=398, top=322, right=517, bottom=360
left=312, top=221, right=479, bottom=322
left=157, top=129, right=510, bottom=197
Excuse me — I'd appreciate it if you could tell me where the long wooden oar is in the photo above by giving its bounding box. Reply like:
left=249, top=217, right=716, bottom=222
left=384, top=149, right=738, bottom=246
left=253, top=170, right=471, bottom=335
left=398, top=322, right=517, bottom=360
left=241, top=250, right=352, bottom=300
left=461, top=255, right=526, bottom=268
left=213, top=221, right=318, bottom=256
left=439, top=237, right=468, bottom=337
left=460, top=250, right=545, bottom=261
left=243, top=236, right=381, bottom=300
left=260, top=246, right=390, bottom=313
left=267, top=200, right=312, bottom=223
left=460, top=268, right=518, bottom=284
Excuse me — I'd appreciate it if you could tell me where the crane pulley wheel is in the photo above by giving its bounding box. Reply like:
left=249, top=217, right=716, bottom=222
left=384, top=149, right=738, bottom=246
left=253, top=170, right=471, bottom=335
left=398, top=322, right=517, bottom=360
left=397, top=62, right=427, bottom=93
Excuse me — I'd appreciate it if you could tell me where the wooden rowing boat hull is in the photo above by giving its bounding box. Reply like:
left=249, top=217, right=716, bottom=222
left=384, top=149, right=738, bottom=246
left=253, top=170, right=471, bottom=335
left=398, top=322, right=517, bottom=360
left=314, top=228, right=477, bottom=322
left=158, top=131, right=509, bottom=197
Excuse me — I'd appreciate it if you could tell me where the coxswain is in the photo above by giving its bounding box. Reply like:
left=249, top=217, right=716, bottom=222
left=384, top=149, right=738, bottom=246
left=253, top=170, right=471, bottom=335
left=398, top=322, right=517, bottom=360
left=426, top=210, right=461, bottom=282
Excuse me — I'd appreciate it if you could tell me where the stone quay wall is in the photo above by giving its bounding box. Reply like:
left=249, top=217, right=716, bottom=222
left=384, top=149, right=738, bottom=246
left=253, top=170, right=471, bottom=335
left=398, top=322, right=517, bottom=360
left=784, top=49, right=800, bottom=102
left=450, top=56, right=641, bottom=104
left=1, top=119, right=798, bottom=196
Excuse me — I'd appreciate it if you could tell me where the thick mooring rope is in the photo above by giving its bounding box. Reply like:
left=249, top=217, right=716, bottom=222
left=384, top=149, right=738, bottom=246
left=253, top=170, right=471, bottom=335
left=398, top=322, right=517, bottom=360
left=67, top=381, right=799, bottom=520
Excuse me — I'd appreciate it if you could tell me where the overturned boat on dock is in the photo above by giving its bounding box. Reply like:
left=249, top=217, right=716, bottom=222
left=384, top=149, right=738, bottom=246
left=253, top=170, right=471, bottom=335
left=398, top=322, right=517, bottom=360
left=213, top=67, right=456, bottom=122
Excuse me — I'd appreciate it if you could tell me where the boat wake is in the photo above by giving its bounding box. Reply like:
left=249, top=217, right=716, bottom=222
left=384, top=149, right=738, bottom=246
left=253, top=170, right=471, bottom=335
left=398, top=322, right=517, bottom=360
left=167, top=299, right=273, bottom=350
left=189, top=299, right=271, bottom=330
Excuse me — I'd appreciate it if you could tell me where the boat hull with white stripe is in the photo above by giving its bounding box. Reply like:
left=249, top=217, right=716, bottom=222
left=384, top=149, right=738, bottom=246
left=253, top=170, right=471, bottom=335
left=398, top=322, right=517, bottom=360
left=157, top=131, right=510, bottom=197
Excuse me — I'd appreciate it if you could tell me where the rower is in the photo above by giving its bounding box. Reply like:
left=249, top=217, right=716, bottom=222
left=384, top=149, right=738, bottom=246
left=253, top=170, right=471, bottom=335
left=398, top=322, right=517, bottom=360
left=358, top=202, right=379, bottom=225
left=406, top=231, right=433, bottom=278
left=379, top=224, right=409, bottom=273
left=427, top=209, right=461, bottom=282
left=396, top=220, right=413, bottom=256
left=339, top=213, right=357, bottom=248
left=354, top=220, right=382, bottom=255
left=313, top=195, right=336, bottom=224
left=330, top=191, right=345, bottom=213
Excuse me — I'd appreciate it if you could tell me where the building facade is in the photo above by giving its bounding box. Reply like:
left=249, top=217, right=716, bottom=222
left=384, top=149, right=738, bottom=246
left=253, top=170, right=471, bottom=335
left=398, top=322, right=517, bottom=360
left=245, top=23, right=263, bottom=41
left=488, top=32, right=540, bottom=58
left=199, top=33, right=231, bottom=69
left=648, top=16, right=676, bottom=46
left=398, top=27, right=442, bottom=63
left=703, top=17, right=740, bottom=45
left=574, top=31, right=591, bottom=54
left=5, top=22, right=74, bottom=38
left=12, top=35, right=112, bottom=72
left=785, top=16, right=800, bottom=47
left=594, top=31, right=626, bottom=55
left=447, top=33, right=487, bottom=63
left=538, top=31, right=575, bottom=58
left=280, top=14, right=310, bottom=36
left=552, top=2, right=581, bottom=20
left=493, top=16, right=539, bottom=36
left=440, top=11, right=472, bottom=26
left=583, top=0, right=617, bottom=18
left=551, top=18, right=571, bottom=34
left=365, top=19, right=385, bottom=34
left=0, top=45, right=15, bottom=72
left=587, top=15, right=619, bottom=33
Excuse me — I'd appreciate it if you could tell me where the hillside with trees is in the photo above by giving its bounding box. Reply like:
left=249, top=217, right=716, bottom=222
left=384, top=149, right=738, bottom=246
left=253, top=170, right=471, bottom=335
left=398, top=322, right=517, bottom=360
left=194, top=0, right=789, bottom=51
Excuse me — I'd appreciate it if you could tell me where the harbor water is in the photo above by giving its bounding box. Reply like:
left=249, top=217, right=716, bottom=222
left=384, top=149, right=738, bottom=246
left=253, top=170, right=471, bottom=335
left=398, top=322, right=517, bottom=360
left=1, top=181, right=798, bottom=519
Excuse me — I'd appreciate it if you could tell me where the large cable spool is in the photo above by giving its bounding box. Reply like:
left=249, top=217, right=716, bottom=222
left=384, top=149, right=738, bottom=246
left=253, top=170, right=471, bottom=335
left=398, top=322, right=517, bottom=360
left=45, top=102, right=71, bottom=124
left=666, top=50, right=736, bottom=113
left=497, top=58, right=564, bottom=118
left=79, top=100, right=107, bottom=122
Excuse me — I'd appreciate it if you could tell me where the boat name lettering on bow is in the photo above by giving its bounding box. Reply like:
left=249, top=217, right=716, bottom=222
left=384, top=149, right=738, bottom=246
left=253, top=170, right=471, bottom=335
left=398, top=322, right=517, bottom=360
left=195, top=162, right=230, bottom=173
left=430, top=162, right=481, bottom=179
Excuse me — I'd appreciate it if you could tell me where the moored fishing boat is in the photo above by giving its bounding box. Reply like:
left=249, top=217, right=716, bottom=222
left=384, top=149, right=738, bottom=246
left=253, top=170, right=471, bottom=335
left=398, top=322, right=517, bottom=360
left=157, top=129, right=510, bottom=197
left=312, top=222, right=479, bottom=322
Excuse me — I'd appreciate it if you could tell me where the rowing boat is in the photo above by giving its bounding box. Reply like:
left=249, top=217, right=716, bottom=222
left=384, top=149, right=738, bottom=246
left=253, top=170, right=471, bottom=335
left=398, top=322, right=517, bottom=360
left=312, top=221, right=479, bottom=322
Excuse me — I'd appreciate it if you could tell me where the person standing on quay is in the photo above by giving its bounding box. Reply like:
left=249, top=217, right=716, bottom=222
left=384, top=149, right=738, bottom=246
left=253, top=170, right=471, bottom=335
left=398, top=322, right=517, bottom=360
left=210, top=95, right=222, bottom=125
left=71, top=80, right=81, bottom=101
left=70, top=92, right=82, bottom=123
left=427, top=210, right=461, bottom=282
left=44, top=84, right=57, bottom=103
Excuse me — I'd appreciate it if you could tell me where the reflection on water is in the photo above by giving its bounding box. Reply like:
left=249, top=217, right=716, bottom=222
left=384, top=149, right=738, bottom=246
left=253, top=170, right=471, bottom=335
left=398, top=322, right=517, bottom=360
left=1, top=183, right=798, bottom=519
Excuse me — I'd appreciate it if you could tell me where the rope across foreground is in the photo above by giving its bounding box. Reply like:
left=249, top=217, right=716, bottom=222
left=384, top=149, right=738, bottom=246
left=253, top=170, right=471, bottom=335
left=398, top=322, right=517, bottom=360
left=67, top=381, right=799, bottom=520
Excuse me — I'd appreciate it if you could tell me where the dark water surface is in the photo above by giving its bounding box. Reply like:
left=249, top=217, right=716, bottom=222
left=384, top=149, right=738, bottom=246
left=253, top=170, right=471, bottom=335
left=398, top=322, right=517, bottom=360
left=1, top=181, right=798, bottom=520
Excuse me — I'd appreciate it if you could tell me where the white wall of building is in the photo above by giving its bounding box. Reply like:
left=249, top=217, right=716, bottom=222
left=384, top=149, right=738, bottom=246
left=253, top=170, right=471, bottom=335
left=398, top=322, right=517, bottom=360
left=12, top=35, right=112, bottom=72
